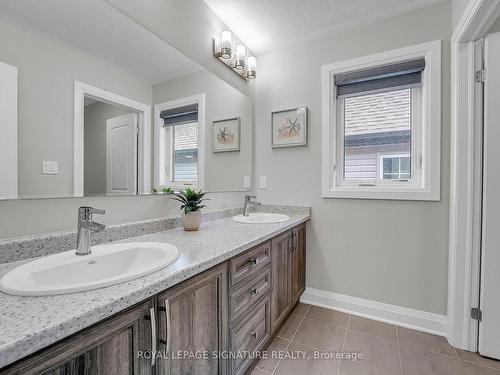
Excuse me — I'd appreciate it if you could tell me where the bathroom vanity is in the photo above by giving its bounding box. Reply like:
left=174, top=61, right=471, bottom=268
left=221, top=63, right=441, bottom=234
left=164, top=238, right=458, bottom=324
left=0, top=214, right=307, bottom=375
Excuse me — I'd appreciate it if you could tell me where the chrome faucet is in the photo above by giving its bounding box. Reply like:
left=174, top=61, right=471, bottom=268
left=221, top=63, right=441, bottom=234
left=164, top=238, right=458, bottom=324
left=243, top=195, right=261, bottom=216
left=76, top=207, right=105, bottom=256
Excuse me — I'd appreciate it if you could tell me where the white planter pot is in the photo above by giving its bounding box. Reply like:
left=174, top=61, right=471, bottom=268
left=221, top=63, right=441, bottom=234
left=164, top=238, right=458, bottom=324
left=181, top=210, right=202, bottom=231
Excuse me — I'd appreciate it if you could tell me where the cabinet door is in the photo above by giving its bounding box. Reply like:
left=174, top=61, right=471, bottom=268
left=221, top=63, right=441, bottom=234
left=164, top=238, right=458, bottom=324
left=157, top=263, right=228, bottom=375
left=270, top=230, right=292, bottom=332
left=3, top=301, right=155, bottom=375
left=290, top=223, right=306, bottom=306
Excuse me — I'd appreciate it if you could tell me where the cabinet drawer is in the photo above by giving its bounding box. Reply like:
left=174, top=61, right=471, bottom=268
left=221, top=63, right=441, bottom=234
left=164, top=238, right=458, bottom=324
left=230, top=295, right=271, bottom=375
left=231, top=266, right=271, bottom=323
left=230, top=241, right=270, bottom=286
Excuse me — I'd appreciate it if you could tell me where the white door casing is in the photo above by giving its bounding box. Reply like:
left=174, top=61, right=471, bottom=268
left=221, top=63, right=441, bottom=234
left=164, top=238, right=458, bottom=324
left=478, top=31, right=500, bottom=359
left=105, top=113, right=137, bottom=195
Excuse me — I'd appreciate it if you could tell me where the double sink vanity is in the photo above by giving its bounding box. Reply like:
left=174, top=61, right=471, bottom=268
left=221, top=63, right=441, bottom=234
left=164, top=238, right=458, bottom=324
left=0, top=206, right=309, bottom=375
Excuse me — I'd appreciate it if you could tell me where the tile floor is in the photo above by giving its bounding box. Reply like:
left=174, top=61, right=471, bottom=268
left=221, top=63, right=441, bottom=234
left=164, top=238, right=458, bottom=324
left=250, top=303, right=500, bottom=375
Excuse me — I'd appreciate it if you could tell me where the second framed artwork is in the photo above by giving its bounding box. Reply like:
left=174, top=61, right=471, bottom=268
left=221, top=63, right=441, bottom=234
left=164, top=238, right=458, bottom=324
left=271, top=106, right=307, bottom=148
left=212, top=117, right=241, bottom=152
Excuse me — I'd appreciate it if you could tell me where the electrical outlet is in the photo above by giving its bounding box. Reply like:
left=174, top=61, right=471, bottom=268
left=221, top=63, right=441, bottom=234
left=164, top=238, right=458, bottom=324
left=243, top=176, right=251, bottom=188
left=259, top=176, right=267, bottom=189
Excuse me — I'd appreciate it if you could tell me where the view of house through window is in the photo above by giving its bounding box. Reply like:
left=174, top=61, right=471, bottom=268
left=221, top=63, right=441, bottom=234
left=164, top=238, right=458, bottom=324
left=343, top=89, right=412, bottom=181
left=172, top=122, right=198, bottom=182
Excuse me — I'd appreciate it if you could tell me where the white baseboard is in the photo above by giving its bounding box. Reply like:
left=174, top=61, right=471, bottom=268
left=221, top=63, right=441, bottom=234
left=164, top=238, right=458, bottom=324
left=300, top=287, right=448, bottom=338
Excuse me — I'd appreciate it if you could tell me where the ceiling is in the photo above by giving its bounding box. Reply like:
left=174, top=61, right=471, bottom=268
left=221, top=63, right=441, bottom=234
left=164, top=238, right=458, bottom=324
left=204, top=0, right=446, bottom=55
left=0, top=0, right=202, bottom=84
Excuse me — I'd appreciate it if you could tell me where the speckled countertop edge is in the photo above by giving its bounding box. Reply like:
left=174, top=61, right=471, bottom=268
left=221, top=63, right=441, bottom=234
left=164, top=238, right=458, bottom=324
left=0, top=206, right=310, bottom=368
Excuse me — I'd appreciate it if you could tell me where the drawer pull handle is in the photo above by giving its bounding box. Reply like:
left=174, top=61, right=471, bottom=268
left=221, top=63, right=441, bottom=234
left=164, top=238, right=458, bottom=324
left=250, top=331, right=259, bottom=339
left=147, top=307, right=157, bottom=367
left=249, top=258, right=258, bottom=268
left=164, top=298, right=171, bottom=355
left=251, top=287, right=259, bottom=295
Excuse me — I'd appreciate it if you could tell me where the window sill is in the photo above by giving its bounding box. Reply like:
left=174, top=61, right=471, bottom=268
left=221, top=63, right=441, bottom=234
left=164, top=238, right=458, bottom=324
left=322, top=186, right=440, bottom=201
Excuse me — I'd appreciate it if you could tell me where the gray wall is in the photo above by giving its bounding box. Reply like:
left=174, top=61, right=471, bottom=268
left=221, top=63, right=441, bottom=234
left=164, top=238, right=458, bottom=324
left=84, top=102, right=132, bottom=195
left=0, top=18, right=153, bottom=198
left=488, top=14, right=500, bottom=34
left=154, top=69, right=253, bottom=192
left=254, top=1, right=452, bottom=314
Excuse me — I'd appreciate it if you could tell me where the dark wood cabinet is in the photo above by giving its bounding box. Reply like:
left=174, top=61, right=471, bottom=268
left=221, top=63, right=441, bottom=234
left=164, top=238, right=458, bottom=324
left=2, top=300, right=155, bottom=375
left=2, top=223, right=306, bottom=375
left=270, top=223, right=307, bottom=334
left=270, top=231, right=292, bottom=332
left=156, top=263, right=228, bottom=375
left=290, top=223, right=306, bottom=306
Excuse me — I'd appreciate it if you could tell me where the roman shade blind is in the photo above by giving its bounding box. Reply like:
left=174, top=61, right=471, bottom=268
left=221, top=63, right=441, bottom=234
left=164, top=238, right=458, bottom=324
left=335, top=58, right=425, bottom=98
left=160, top=104, right=198, bottom=127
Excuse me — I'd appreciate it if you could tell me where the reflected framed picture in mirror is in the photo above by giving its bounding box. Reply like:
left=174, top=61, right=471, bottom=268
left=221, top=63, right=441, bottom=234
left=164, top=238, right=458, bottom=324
left=212, top=117, right=240, bottom=152
left=271, top=106, right=307, bottom=148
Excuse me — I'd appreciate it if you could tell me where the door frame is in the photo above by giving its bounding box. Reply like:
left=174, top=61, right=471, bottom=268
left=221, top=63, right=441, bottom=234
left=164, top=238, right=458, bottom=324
left=448, top=0, right=500, bottom=351
left=73, top=80, right=151, bottom=196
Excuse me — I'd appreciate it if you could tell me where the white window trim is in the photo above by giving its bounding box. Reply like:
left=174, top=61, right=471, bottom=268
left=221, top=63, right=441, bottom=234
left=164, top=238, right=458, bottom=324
left=321, top=40, right=441, bottom=201
left=73, top=80, right=151, bottom=197
left=154, top=94, right=205, bottom=190
left=378, top=153, right=411, bottom=180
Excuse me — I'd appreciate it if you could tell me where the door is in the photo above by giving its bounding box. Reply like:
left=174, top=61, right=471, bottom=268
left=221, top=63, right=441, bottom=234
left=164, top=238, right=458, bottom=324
left=479, top=31, right=500, bottom=359
left=270, top=231, right=291, bottom=332
left=106, top=113, right=137, bottom=195
left=2, top=301, right=155, bottom=375
left=156, top=263, right=228, bottom=375
left=0, top=61, right=17, bottom=200
left=290, top=224, right=306, bottom=305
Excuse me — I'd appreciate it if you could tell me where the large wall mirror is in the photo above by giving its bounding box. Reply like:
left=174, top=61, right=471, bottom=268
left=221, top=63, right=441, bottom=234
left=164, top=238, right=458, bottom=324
left=0, top=1, right=253, bottom=200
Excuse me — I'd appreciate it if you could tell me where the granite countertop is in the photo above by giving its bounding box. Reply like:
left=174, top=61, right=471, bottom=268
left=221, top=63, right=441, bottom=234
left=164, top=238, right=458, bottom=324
left=0, top=211, right=309, bottom=368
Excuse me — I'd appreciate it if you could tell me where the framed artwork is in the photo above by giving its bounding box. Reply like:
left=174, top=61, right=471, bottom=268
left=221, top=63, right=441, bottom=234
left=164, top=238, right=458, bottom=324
left=271, top=106, right=307, bottom=148
left=212, top=117, right=240, bottom=152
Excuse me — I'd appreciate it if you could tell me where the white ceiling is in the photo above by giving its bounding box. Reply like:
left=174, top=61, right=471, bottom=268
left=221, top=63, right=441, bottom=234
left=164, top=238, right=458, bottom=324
left=0, top=0, right=202, bottom=84
left=204, top=0, right=446, bottom=55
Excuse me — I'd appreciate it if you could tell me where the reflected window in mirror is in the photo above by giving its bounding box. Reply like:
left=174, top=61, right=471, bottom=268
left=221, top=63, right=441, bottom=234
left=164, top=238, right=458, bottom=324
left=173, top=122, right=198, bottom=182
left=155, top=94, right=205, bottom=190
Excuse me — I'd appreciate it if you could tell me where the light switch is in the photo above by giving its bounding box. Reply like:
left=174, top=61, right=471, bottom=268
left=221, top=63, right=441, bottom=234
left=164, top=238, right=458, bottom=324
left=259, top=176, right=267, bottom=189
left=42, top=160, right=59, bottom=175
left=243, top=176, right=251, bottom=188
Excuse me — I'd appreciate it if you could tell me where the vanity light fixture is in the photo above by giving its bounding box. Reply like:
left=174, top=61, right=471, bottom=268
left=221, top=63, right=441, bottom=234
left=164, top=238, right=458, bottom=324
left=247, top=56, right=256, bottom=79
left=234, top=44, right=246, bottom=70
left=220, top=30, right=232, bottom=59
left=213, top=31, right=256, bottom=80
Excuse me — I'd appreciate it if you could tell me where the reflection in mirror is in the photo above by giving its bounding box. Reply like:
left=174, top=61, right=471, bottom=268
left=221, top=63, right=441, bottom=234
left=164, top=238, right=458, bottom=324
left=84, top=97, right=140, bottom=196
left=0, top=0, right=253, bottom=200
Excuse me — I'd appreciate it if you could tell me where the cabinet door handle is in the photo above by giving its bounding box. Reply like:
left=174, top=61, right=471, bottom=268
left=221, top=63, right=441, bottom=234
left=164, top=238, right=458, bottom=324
left=251, top=287, right=259, bottom=295
left=149, top=307, right=157, bottom=367
left=164, top=298, right=171, bottom=355
left=249, top=258, right=258, bottom=268
left=250, top=331, right=259, bottom=339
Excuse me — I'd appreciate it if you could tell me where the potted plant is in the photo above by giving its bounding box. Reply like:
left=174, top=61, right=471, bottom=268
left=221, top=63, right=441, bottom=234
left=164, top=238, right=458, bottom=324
left=171, top=188, right=207, bottom=231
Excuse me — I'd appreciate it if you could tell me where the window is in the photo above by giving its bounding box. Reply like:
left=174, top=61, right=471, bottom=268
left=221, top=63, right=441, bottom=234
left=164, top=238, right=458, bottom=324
left=155, top=95, right=205, bottom=189
left=172, top=122, right=198, bottom=182
left=322, top=41, right=441, bottom=200
left=379, top=154, right=411, bottom=180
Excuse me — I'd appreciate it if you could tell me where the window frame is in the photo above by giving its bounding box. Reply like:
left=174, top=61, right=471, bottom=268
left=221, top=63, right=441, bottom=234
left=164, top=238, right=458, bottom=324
left=154, top=94, right=205, bottom=190
left=321, top=40, right=441, bottom=200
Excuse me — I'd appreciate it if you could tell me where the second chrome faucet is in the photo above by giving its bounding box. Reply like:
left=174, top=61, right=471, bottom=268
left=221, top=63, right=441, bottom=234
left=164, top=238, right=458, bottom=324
left=243, top=195, right=261, bottom=216
left=76, top=207, right=105, bottom=256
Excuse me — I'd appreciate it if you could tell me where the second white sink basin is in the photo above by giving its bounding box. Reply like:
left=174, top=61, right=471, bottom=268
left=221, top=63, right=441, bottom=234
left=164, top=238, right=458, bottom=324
left=233, top=212, right=290, bottom=224
left=0, top=242, right=179, bottom=296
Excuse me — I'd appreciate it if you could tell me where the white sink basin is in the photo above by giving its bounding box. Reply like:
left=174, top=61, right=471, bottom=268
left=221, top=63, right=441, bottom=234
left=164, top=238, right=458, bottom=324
left=232, top=212, right=290, bottom=224
left=0, top=242, right=179, bottom=296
